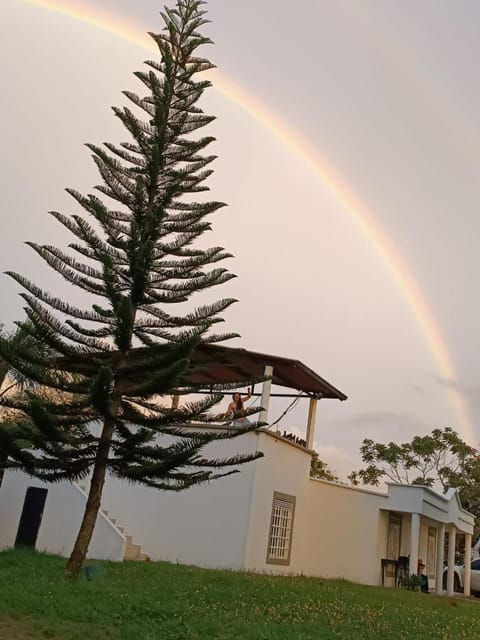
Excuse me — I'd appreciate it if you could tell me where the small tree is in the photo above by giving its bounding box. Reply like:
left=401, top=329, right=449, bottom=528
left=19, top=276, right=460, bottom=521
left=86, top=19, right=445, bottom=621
left=0, top=0, right=262, bottom=578
left=352, top=427, right=480, bottom=521
left=310, top=452, right=338, bottom=482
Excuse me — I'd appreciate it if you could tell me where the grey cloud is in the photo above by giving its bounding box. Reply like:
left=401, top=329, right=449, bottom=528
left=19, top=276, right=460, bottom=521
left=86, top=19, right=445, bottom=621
left=335, top=411, right=429, bottom=443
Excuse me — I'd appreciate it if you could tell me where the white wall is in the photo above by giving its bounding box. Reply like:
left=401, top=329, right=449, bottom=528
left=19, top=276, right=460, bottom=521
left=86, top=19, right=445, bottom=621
left=0, top=430, right=261, bottom=569
left=99, top=431, right=260, bottom=569
left=243, top=431, right=313, bottom=571
left=295, top=480, right=388, bottom=584
left=0, top=471, right=125, bottom=561
left=242, top=432, right=389, bottom=585
left=8, top=430, right=453, bottom=590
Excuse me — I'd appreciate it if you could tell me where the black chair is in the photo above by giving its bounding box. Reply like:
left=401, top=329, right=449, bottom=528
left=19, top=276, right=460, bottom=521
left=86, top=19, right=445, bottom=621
left=397, top=556, right=409, bottom=587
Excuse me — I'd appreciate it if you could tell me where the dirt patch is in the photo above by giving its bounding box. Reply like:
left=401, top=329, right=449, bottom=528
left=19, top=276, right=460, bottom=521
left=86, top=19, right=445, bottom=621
left=0, top=616, right=37, bottom=640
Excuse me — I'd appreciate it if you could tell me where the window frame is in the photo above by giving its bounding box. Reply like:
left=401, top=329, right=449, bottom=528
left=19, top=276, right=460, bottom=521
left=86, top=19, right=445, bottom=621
left=386, top=512, right=402, bottom=559
left=266, top=491, right=296, bottom=566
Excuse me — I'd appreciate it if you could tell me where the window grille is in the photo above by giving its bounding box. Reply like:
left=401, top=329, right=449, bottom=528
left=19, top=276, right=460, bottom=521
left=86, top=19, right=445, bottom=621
left=387, top=513, right=401, bottom=558
left=386, top=512, right=402, bottom=578
left=266, top=492, right=296, bottom=565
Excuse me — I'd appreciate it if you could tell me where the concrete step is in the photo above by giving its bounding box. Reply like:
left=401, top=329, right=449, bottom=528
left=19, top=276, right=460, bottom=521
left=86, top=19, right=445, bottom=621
left=87, top=504, right=148, bottom=563
left=138, top=553, right=150, bottom=562
left=124, top=543, right=142, bottom=561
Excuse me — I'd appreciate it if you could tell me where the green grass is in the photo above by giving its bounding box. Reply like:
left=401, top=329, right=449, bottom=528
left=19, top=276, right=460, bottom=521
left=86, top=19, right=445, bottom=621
left=0, top=549, right=477, bottom=640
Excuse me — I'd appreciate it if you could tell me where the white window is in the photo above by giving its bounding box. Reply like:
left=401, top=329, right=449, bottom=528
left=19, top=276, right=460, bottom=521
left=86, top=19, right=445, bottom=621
left=387, top=513, right=401, bottom=559
left=266, top=492, right=296, bottom=566
left=385, top=512, right=402, bottom=578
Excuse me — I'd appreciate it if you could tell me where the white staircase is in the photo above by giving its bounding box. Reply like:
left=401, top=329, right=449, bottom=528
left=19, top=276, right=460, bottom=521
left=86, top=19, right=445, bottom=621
left=101, top=509, right=150, bottom=561
left=78, top=484, right=150, bottom=562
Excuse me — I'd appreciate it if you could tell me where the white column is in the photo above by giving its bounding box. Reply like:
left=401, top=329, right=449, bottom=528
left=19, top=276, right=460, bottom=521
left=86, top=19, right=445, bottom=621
left=464, top=533, right=472, bottom=597
left=446, top=526, right=457, bottom=596
left=259, top=365, right=273, bottom=426
left=435, top=524, right=446, bottom=595
left=306, top=397, right=318, bottom=449
left=409, top=513, right=421, bottom=577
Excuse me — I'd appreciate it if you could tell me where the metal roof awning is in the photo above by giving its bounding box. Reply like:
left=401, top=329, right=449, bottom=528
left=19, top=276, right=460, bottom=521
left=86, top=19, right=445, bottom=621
left=187, top=343, right=347, bottom=401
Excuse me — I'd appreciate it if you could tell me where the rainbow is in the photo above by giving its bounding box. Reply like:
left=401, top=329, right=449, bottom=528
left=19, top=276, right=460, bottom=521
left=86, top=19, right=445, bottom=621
left=17, top=0, right=474, bottom=442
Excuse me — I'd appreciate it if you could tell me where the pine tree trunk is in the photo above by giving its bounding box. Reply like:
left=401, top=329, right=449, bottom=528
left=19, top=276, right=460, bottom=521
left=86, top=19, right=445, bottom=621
left=65, top=415, right=116, bottom=578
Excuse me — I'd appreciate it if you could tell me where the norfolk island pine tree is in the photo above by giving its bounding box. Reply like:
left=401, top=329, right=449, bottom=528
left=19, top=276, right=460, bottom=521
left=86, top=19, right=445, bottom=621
left=0, top=0, right=263, bottom=579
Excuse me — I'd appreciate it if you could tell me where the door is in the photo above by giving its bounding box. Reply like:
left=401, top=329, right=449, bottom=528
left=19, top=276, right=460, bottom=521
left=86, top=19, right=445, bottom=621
left=15, top=487, right=48, bottom=548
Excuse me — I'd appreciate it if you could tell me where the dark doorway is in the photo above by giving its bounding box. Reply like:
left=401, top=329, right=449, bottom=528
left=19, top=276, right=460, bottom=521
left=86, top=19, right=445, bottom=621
left=15, top=487, right=48, bottom=548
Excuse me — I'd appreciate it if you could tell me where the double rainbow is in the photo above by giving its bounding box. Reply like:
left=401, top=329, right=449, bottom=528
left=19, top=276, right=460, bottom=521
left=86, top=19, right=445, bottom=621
left=17, top=0, right=473, bottom=441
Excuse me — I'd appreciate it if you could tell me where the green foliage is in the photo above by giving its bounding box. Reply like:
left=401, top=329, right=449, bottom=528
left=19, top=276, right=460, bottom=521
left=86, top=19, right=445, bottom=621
left=0, top=323, right=46, bottom=396
left=0, top=0, right=261, bottom=483
left=310, top=451, right=338, bottom=482
left=398, top=574, right=424, bottom=591
left=0, top=549, right=477, bottom=640
left=0, top=0, right=263, bottom=572
left=353, top=427, right=480, bottom=521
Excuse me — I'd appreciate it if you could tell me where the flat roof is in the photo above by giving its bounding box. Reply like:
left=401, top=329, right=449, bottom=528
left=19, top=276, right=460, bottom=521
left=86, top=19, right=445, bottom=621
left=187, top=343, right=347, bottom=400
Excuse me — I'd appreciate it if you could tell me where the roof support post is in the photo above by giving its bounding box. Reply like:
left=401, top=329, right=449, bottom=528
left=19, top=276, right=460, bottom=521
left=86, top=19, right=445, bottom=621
left=446, top=525, right=457, bottom=596
left=306, top=397, right=318, bottom=449
left=435, top=523, right=446, bottom=595
left=259, top=365, right=273, bottom=427
left=409, top=513, right=420, bottom=578
left=464, top=533, right=472, bottom=597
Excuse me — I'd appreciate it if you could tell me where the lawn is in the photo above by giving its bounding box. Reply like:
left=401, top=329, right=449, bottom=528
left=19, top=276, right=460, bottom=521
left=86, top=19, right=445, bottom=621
left=0, top=549, right=476, bottom=640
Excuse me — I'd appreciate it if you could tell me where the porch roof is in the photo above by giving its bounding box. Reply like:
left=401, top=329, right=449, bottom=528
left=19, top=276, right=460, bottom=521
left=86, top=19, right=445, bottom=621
left=187, top=343, right=347, bottom=400
left=383, top=484, right=474, bottom=535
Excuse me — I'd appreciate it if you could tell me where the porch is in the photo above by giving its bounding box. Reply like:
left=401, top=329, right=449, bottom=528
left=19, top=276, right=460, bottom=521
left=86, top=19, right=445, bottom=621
left=184, top=343, right=347, bottom=446
left=381, top=484, right=475, bottom=596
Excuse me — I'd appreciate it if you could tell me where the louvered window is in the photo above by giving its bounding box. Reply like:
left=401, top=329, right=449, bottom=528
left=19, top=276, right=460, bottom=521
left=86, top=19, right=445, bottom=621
left=266, top=492, right=296, bottom=565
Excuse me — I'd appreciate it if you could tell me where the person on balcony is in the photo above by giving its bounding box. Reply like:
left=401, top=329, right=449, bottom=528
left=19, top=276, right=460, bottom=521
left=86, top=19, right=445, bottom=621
left=227, top=389, right=252, bottom=426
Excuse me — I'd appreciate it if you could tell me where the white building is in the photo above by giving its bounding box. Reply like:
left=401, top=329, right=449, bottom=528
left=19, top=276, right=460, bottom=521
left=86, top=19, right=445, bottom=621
left=0, top=345, right=474, bottom=596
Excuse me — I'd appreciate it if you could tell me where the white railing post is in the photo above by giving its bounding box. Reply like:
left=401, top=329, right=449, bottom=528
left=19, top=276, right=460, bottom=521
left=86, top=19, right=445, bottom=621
left=306, top=397, right=318, bottom=449
left=259, top=365, right=273, bottom=426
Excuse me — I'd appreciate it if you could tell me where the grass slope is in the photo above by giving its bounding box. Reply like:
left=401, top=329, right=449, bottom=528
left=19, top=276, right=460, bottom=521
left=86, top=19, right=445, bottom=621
left=0, top=549, right=476, bottom=640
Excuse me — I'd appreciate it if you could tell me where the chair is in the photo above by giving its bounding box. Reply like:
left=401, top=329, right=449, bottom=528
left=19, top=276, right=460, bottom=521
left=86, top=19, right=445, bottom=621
left=397, top=556, right=409, bottom=587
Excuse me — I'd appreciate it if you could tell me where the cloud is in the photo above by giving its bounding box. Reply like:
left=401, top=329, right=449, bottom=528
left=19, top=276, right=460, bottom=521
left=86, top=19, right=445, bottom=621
left=433, top=376, right=480, bottom=431
left=336, top=410, right=428, bottom=435
left=312, top=442, right=360, bottom=482
left=411, top=383, right=429, bottom=397
left=433, top=375, right=480, bottom=398
left=321, top=410, right=434, bottom=462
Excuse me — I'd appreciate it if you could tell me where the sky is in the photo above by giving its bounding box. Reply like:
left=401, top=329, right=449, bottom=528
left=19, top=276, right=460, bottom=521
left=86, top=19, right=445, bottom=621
left=1, top=0, right=480, bottom=480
